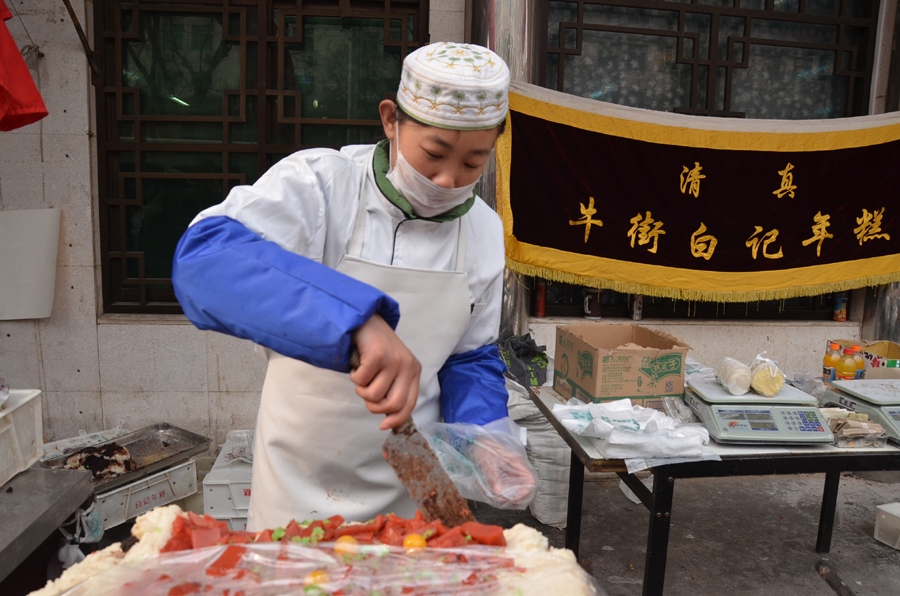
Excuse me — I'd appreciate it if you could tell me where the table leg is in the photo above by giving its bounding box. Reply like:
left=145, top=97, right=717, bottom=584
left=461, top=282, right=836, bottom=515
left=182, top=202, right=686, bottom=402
left=565, top=450, right=585, bottom=557
left=816, top=470, right=841, bottom=553
left=643, top=471, right=674, bottom=596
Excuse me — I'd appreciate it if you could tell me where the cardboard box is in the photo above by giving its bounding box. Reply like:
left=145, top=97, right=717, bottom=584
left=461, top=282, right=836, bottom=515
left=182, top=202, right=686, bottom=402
left=553, top=323, right=691, bottom=410
left=831, top=339, right=900, bottom=379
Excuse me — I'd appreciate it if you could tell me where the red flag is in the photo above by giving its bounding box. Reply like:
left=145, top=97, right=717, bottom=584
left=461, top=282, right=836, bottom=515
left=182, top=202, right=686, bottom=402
left=0, top=0, right=48, bottom=131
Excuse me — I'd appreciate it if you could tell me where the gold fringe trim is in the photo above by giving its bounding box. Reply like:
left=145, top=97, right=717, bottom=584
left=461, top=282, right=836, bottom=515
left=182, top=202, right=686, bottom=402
left=506, top=257, right=900, bottom=303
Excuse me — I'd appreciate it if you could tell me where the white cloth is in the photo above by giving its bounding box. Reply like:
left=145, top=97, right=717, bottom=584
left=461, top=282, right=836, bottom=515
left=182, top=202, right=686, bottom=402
left=247, top=189, right=473, bottom=530
left=193, top=143, right=505, bottom=356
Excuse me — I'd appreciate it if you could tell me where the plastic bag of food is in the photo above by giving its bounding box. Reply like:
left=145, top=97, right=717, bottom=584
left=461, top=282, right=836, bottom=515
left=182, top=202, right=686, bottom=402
left=750, top=352, right=785, bottom=397
left=56, top=536, right=604, bottom=596
left=715, top=357, right=752, bottom=396
left=418, top=417, right=537, bottom=510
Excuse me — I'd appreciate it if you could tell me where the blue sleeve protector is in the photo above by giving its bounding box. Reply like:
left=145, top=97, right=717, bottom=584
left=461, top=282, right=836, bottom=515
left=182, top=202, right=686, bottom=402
left=172, top=216, right=400, bottom=372
left=439, top=345, right=509, bottom=425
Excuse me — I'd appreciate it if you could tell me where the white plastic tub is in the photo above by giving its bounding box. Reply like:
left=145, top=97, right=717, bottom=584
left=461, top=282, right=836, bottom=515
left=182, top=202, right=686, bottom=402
left=875, top=502, right=900, bottom=550
left=96, top=459, right=198, bottom=530
left=204, top=431, right=253, bottom=521
left=0, top=389, right=42, bottom=486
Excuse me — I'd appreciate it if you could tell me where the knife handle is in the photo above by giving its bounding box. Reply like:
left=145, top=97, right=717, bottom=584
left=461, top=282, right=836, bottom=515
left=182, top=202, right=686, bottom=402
left=393, top=418, right=414, bottom=435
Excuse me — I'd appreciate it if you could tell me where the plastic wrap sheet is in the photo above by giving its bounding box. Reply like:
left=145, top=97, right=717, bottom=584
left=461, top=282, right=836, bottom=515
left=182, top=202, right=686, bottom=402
left=59, top=542, right=602, bottom=596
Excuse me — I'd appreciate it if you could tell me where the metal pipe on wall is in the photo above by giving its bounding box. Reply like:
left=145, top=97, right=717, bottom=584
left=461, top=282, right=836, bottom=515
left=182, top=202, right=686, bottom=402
left=862, top=284, right=900, bottom=343
left=860, top=3, right=900, bottom=343
left=471, top=0, right=538, bottom=340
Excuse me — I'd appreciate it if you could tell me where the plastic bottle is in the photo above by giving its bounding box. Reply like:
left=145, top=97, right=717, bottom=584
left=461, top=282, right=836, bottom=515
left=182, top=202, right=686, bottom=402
left=835, top=347, right=857, bottom=381
left=851, top=345, right=865, bottom=379
left=822, top=342, right=841, bottom=383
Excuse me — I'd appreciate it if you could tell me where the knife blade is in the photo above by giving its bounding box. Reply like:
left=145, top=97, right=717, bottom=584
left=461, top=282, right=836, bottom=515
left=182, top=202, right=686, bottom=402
left=383, top=418, right=476, bottom=526
left=349, top=347, right=475, bottom=526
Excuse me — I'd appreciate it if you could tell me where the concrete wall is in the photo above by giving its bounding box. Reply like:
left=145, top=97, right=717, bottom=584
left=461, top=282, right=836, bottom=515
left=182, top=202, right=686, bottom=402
left=0, top=2, right=864, bottom=454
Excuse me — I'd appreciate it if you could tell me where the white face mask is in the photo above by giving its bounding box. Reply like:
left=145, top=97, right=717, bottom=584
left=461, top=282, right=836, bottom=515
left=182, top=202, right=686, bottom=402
left=386, top=123, right=478, bottom=218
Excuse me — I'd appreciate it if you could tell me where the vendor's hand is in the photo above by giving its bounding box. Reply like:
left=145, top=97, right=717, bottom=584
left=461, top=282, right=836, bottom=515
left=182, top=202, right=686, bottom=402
left=471, top=439, right=536, bottom=507
left=350, top=314, right=421, bottom=431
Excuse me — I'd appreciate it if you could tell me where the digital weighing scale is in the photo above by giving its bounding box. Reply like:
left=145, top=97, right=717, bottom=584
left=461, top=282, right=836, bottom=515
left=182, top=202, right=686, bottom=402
left=821, top=379, right=900, bottom=444
left=684, top=376, right=834, bottom=445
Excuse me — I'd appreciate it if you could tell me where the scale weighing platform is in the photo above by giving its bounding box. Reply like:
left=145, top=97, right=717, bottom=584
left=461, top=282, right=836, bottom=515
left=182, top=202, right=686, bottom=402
left=684, top=377, right=834, bottom=445
left=821, top=379, right=900, bottom=444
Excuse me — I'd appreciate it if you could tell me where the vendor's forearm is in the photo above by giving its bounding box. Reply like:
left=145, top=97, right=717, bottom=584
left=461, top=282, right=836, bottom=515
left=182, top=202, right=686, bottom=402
left=173, top=216, right=400, bottom=372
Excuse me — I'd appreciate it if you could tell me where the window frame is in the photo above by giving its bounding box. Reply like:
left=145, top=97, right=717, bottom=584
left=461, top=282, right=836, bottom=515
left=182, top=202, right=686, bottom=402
left=533, top=0, right=881, bottom=320
left=538, top=0, right=882, bottom=117
left=93, top=0, right=430, bottom=314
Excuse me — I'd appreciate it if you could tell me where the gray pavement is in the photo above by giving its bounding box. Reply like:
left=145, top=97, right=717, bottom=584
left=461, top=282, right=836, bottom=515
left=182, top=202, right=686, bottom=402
left=474, top=473, right=900, bottom=596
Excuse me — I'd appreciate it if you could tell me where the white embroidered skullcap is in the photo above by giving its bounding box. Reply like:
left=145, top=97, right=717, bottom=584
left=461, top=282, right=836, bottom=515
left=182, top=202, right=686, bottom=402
left=397, top=42, right=510, bottom=130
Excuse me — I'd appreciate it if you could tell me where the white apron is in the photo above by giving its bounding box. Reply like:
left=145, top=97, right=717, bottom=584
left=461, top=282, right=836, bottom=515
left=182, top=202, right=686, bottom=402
left=247, top=192, right=472, bottom=530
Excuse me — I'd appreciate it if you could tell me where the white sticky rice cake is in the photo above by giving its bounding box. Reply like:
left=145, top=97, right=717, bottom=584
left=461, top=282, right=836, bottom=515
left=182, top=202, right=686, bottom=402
left=27, top=505, right=183, bottom=596
left=501, top=524, right=597, bottom=596
left=26, top=544, right=124, bottom=596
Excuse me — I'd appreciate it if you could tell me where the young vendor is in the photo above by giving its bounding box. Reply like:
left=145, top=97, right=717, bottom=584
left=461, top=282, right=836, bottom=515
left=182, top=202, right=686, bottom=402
left=173, top=42, right=530, bottom=530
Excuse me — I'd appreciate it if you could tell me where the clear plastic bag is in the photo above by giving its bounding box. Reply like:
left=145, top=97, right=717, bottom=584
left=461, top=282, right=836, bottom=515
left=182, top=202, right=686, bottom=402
left=791, top=371, right=826, bottom=400
left=749, top=351, right=785, bottom=397
left=41, top=424, right=131, bottom=462
left=663, top=395, right=699, bottom=424
left=714, top=357, right=752, bottom=396
left=217, top=430, right=254, bottom=465
left=57, top=541, right=603, bottom=596
left=417, top=418, right=537, bottom=510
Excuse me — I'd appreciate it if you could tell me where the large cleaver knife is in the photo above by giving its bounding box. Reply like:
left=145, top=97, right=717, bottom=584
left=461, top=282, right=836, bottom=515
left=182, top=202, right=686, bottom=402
left=383, top=418, right=476, bottom=526
left=349, top=347, right=475, bottom=527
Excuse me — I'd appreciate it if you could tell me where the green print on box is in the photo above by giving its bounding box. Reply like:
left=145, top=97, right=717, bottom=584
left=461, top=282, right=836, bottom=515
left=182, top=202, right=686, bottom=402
left=577, top=350, right=594, bottom=380
left=639, top=354, right=684, bottom=387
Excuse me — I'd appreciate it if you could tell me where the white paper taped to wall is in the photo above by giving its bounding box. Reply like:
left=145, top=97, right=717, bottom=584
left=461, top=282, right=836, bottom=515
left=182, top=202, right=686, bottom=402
left=0, top=208, right=61, bottom=320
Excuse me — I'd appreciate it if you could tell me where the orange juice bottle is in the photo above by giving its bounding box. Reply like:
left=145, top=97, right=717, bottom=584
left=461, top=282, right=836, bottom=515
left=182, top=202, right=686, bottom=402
left=822, top=342, right=841, bottom=383
left=851, top=345, right=865, bottom=379
left=835, top=348, right=858, bottom=381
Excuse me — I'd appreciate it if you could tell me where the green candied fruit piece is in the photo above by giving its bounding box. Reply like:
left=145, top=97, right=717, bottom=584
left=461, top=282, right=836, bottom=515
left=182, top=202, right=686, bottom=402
left=310, top=527, right=325, bottom=542
left=292, top=536, right=312, bottom=544
left=421, top=529, right=436, bottom=540
left=272, top=527, right=286, bottom=540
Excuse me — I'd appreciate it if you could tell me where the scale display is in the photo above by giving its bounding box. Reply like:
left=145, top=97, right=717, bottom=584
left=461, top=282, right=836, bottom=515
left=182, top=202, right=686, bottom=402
left=684, top=389, right=835, bottom=445
left=822, top=380, right=900, bottom=444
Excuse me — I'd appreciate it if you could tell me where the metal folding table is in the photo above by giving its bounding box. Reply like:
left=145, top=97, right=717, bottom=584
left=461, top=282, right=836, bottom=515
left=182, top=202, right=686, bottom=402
left=530, top=386, right=900, bottom=596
